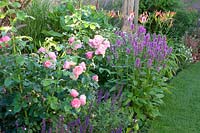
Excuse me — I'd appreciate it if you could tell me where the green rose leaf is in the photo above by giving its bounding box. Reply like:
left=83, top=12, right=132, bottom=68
left=4, top=77, right=13, bottom=88
left=16, top=11, right=26, bottom=21
left=41, top=79, right=56, bottom=87
left=67, top=3, right=74, bottom=13
left=0, top=1, right=9, bottom=8
left=11, top=2, right=21, bottom=8
left=16, top=56, right=25, bottom=66
left=14, top=104, right=21, bottom=113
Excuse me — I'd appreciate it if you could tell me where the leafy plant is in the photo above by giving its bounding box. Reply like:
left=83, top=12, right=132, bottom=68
left=0, top=31, right=113, bottom=131
left=17, top=0, right=52, bottom=49
left=100, top=25, right=175, bottom=131
left=139, top=0, right=181, bottom=13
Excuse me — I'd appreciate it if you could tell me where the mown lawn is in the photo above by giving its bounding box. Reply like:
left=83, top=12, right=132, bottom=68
left=149, top=62, right=200, bottom=133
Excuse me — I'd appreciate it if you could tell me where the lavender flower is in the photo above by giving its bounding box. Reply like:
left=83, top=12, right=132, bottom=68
left=147, top=58, right=153, bottom=68
left=116, top=39, right=122, bottom=47
left=41, top=119, right=46, bottom=133
left=130, top=23, right=134, bottom=30
left=89, top=125, right=93, bottom=133
left=107, top=55, right=111, bottom=63
left=126, top=48, right=131, bottom=54
left=48, top=127, right=52, bottom=133
left=138, top=26, right=146, bottom=34
left=168, top=47, right=173, bottom=54
left=135, top=58, right=141, bottom=68
left=15, top=120, right=19, bottom=129
left=97, top=90, right=103, bottom=104
left=104, top=91, right=110, bottom=101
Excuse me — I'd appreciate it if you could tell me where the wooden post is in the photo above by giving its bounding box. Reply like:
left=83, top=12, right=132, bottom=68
left=134, top=0, right=139, bottom=31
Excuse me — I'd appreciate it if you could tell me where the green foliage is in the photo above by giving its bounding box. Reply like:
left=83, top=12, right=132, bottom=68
left=139, top=0, right=181, bottom=12
left=169, top=40, right=193, bottom=69
left=17, top=1, right=113, bottom=53
left=17, top=0, right=52, bottom=50
left=89, top=98, right=129, bottom=132
left=0, top=0, right=32, bottom=55
left=97, top=27, right=175, bottom=131
left=169, top=9, right=198, bottom=38
left=139, top=0, right=198, bottom=39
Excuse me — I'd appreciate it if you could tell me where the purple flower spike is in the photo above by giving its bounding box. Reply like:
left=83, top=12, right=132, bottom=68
left=104, top=91, right=110, bottom=101
left=130, top=23, right=134, bottom=30
left=168, top=47, right=173, bottom=54
left=48, top=127, right=52, bottom=133
left=41, top=119, right=46, bottom=133
left=138, top=26, right=146, bottom=34
left=126, top=48, right=131, bottom=54
left=89, top=125, right=93, bottom=133
left=116, top=39, right=122, bottom=47
left=135, top=58, right=141, bottom=68
left=107, top=55, right=111, bottom=63
left=15, top=121, right=19, bottom=129
left=97, top=90, right=103, bottom=104
left=147, top=58, right=153, bottom=68
left=85, top=116, right=90, bottom=128
left=145, top=33, right=150, bottom=42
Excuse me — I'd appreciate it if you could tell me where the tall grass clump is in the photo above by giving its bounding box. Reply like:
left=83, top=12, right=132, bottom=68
left=18, top=0, right=52, bottom=50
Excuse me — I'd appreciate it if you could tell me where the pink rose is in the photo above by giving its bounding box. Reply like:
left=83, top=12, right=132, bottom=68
left=79, top=62, right=86, bottom=71
left=85, top=51, right=93, bottom=59
left=73, top=66, right=84, bottom=79
left=103, top=40, right=110, bottom=48
left=43, top=60, right=52, bottom=68
left=94, top=35, right=104, bottom=45
left=88, top=39, right=94, bottom=48
left=71, top=98, right=81, bottom=108
left=89, top=35, right=104, bottom=49
left=80, top=94, right=86, bottom=106
left=63, top=61, right=71, bottom=69
left=48, top=52, right=57, bottom=61
left=92, top=75, right=99, bottom=82
left=68, top=37, right=75, bottom=44
left=73, top=43, right=82, bottom=50
left=0, top=36, right=11, bottom=43
left=95, top=45, right=106, bottom=56
left=0, top=45, right=2, bottom=49
left=70, top=89, right=79, bottom=98
left=38, top=47, right=46, bottom=53
left=63, top=61, right=76, bottom=69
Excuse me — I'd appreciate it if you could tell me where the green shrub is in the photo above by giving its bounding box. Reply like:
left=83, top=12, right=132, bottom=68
left=139, top=0, right=181, bottom=12
left=169, top=9, right=198, bottom=38
left=139, top=0, right=198, bottom=39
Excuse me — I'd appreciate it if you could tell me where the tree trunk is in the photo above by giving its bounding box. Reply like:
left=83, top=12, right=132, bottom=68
left=122, top=0, right=135, bottom=32
left=122, top=0, right=139, bottom=32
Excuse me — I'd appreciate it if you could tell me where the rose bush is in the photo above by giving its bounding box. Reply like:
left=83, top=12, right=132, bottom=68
left=0, top=33, right=112, bottom=131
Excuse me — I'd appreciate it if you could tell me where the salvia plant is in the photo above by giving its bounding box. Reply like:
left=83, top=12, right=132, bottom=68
left=38, top=87, right=128, bottom=133
left=104, top=21, right=173, bottom=131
